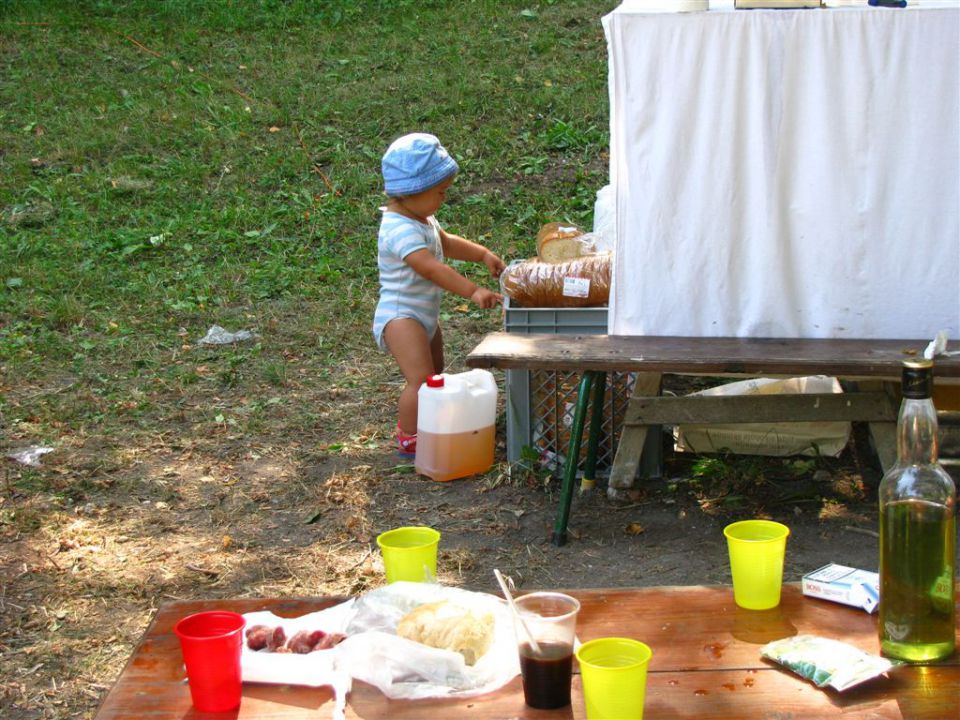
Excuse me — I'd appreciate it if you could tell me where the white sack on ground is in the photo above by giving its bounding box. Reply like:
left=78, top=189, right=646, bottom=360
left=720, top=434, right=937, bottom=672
left=675, top=376, right=851, bottom=457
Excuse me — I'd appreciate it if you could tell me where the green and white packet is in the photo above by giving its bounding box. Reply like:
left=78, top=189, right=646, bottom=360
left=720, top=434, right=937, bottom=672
left=761, top=635, right=902, bottom=692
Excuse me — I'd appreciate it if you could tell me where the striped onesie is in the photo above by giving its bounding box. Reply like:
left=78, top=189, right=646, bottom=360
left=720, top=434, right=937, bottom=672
left=372, top=210, right=444, bottom=351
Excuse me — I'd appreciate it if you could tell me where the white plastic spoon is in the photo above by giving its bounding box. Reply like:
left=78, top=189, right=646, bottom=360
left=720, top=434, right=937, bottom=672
left=494, top=568, right=542, bottom=655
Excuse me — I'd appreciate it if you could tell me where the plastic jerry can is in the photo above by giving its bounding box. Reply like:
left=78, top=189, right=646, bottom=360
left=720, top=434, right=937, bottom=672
left=415, top=369, right=497, bottom=482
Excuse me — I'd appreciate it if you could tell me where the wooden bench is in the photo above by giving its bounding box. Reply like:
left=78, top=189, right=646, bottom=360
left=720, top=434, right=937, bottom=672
left=466, top=332, right=960, bottom=546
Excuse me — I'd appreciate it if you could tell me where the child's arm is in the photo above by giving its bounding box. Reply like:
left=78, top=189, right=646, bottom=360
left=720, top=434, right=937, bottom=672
left=404, top=248, right=502, bottom=308
left=440, top=229, right=506, bottom=278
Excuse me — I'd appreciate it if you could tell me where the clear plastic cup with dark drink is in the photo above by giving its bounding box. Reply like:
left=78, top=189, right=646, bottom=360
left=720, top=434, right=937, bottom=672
left=512, top=592, right=580, bottom=709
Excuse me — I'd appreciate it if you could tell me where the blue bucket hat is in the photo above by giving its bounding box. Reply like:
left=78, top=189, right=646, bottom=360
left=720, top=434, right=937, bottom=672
left=382, top=133, right=459, bottom=197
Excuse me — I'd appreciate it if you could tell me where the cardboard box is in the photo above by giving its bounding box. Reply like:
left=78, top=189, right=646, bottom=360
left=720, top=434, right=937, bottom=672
left=802, top=563, right=879, bottom=613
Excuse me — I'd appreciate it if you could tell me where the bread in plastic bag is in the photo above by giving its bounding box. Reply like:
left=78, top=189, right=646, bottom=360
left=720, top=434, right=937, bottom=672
left=240, top=582, right=519, bottom=720
left=536, top=222, right=596, bottom=263
left=501, top=253, right=612, bottom=307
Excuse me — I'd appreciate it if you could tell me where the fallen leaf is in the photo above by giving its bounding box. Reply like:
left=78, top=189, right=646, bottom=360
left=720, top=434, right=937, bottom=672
left=455, top=304, right=470, bottom=313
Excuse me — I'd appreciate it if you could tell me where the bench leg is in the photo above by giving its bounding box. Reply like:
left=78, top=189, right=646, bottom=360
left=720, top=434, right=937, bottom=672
left=858, top=380, right=900, bottom=473
left=552, top=371, right=601, bottom=547
left=609, top=372, right=662, bottom=494
left=580, top=372, right=607, bottom=493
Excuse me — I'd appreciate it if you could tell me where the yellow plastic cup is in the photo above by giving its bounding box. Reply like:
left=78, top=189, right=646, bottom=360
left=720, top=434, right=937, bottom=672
left=576, top=637, right=652, bottom=720
left=724, top=520, right=790, bottom=610
left=376, top=526, right=440, bottom=583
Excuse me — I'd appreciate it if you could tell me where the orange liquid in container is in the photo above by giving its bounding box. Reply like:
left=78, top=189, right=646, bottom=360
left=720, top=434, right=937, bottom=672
left=415, top=425, right=495, bottom=482
left=415, top=370, right=497, bottom=482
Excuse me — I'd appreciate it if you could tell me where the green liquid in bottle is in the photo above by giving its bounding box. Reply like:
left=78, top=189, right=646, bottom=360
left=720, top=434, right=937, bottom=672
left=879, top=498, right=956, bottom=662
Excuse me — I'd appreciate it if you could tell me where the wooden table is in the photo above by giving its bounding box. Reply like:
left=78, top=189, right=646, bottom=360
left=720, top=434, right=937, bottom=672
left=94, top=584, right=959, bottom=719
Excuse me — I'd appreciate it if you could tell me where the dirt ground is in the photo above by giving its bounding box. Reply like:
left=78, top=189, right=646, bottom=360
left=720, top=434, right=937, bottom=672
left=2, top=314, right=957, bottom=718
left=341, top=421, right=889, bottom=591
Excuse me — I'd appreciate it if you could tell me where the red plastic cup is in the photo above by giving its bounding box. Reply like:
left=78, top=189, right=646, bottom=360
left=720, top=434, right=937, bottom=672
left=174, top=610, right=245, bottom=712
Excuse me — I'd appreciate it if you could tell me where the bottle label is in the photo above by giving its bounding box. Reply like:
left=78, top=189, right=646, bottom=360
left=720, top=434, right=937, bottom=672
left=931, top=570, right=954, bottom=613
left=901, top=363, right=933, bottom=398
left=562, top=276, right=590, bottom=298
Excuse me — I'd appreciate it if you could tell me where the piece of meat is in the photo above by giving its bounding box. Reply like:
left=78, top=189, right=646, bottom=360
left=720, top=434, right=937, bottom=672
left=267, top=626, right=287, bottom=651
left=286, top=629, right=326, bottom=654
left=244, top=624, right=272, bottom=651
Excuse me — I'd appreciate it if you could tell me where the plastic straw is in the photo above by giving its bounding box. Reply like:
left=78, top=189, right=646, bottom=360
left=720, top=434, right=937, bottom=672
left=494, top=568, right=541, bottom=655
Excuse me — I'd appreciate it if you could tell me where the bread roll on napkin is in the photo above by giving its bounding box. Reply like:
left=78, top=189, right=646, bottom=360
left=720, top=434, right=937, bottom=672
left=396, top=601, right=494, bottom=666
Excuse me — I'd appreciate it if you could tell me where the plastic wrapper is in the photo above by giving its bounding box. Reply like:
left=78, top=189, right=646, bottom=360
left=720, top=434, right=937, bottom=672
left=240, top=582, right=519, bottom=720
left=501, top=253, right=612, bottom=308
left=6, top=446, right=54, bottom=467
left=761, top=635, right=901, bottom=692
left=197, top=325, right=256, bottom=345
left=925, top=330, right=959, bottom=359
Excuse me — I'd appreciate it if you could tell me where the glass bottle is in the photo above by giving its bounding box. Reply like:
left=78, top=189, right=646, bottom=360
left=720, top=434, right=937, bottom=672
left=878, top=359, right=956, bottom=662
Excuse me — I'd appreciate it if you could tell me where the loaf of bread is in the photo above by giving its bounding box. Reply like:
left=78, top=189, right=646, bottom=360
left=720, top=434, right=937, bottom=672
left=501, top=253, right=612, bottom=307
left=396, top=601, right=494, bottom=666
left=536, top=222, right=595, bottom=263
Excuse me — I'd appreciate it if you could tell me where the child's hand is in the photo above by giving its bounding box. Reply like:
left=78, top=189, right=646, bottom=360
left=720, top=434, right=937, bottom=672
left=471, top=287, right=503, bottom=309
left=483, top=250, right=506, bottom=278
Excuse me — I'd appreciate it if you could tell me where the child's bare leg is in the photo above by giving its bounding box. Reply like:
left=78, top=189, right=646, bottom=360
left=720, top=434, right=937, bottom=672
left=384, top=318, right=437, bottom=435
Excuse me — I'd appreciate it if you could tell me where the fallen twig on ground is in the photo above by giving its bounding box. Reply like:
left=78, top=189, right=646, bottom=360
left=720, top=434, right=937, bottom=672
left=843, top=525, right=879, bottom=539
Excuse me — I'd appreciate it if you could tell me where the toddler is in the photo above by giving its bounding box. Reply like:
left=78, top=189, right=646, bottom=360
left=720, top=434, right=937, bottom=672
left=373, top=133, right=505, bottom=456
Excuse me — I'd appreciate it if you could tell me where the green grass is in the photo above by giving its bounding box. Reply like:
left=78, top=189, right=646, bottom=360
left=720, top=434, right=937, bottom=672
left=0, top=0, right=616, bottom=447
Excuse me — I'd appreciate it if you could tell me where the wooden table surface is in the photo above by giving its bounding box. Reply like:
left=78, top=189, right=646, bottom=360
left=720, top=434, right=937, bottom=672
left=94, top=584, right=960, bottom=720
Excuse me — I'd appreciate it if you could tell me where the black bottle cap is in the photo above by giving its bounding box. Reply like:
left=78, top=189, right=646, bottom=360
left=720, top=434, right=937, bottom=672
left=902, top=358, right=933, bottom=399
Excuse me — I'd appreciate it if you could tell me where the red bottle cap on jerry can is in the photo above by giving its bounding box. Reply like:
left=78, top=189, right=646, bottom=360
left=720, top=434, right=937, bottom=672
left=426, top=375, right=444, bottom=388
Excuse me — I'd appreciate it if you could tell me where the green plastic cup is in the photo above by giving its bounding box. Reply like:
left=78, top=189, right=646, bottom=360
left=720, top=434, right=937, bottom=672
left=724, top=520, right=790, bottom=610
left=376, top=526, right=440, bottom=583
left=576, top=637, right=652, bottom=720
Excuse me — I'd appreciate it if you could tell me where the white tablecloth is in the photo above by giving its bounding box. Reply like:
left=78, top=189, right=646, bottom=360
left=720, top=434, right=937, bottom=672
left=603, top=4, right=960, bottom=339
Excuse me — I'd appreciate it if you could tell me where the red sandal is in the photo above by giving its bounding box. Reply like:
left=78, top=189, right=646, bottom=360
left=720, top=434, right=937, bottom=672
left=396, top=424, right=417, bottom=458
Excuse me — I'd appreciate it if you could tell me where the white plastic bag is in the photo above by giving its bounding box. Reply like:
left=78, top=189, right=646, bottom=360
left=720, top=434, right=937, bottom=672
left=591, top=184, right=616, bottom=253
left=240, top=582, right=519, bottom=720
left=675, top=376, right=851, bottom=457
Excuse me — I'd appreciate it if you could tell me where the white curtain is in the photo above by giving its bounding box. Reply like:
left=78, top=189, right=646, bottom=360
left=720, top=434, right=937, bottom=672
left=604, top=5, right=960, bottom=339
